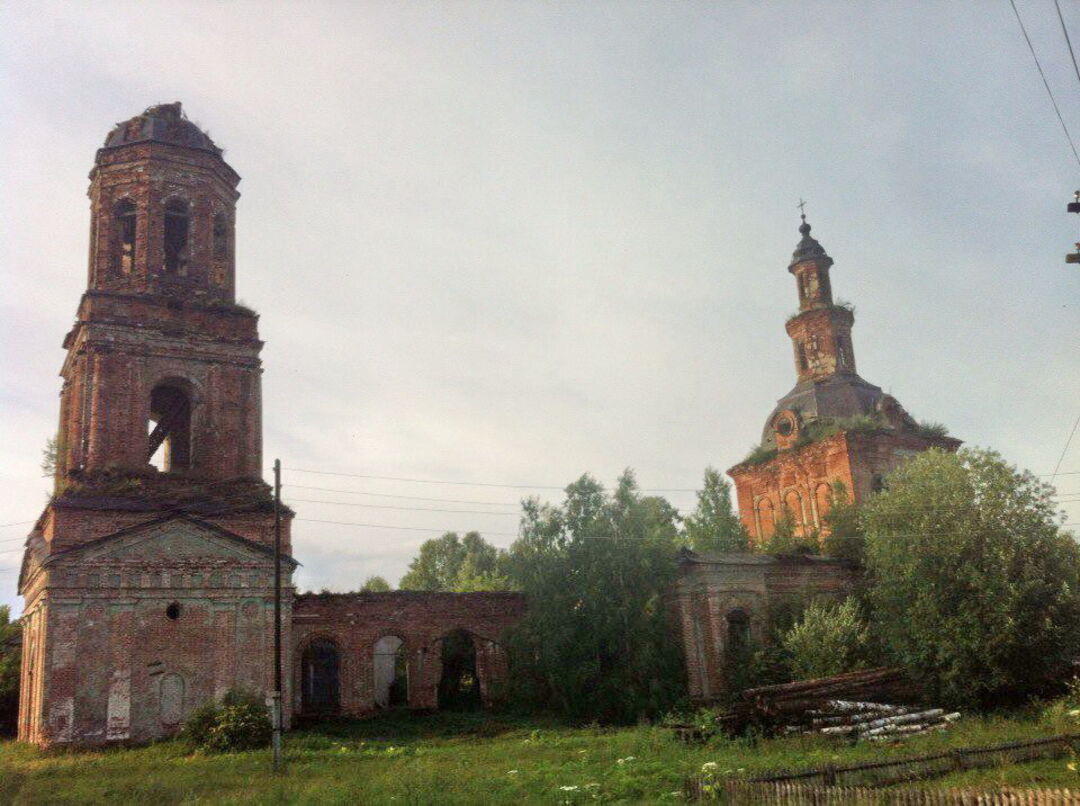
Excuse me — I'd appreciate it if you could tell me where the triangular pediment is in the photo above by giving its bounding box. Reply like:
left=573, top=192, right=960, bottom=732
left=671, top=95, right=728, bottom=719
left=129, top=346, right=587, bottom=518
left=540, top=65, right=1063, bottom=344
left=50, top=515, right=278, bottom=565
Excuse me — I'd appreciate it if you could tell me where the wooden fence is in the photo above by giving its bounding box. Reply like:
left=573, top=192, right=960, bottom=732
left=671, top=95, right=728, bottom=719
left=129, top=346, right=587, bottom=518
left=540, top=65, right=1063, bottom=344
left=687, top=733, right=1080, bottom=801
left=717, top=782, right=1078, bottom=804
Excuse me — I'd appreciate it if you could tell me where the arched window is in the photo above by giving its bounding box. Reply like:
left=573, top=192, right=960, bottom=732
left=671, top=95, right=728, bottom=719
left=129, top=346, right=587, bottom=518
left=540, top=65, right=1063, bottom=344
left=797, top=342, right=808, bottom=372
left=113, top=199, right=137, bottom=274
left=212, top=211, right=228, bottom=260
left=438, top=629, right=480, bottom=711
left=163, top=198, right=189, bottom=274
left=757, top=498, right=775, bottom=539
left=784, top=490, right=804, bottom=526
left=815, top=484, right=833, bottom=522
left=836, top=336, right=848, bottom=368
left=301, top=638, right=341, bottom=715
left=726, top=608, right=750, bottom=649
left=373, top=635, right=409, bottom=709
left=148, top=384, right=191, bottom=471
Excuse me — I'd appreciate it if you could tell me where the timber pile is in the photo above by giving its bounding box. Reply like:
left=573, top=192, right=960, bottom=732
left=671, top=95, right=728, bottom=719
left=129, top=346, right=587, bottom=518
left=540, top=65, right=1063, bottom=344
left=731, top=667, right=923, bottom=736
left=784, top=700, right=961, bottom=741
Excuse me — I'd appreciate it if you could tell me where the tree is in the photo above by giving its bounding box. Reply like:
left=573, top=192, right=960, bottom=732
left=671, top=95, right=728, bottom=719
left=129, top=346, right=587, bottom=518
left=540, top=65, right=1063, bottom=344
left=502, top=470, right=685, bottom=722
left=782, top=597, right=870, bottom=680
left=0, top=605, right=20, bottom=736
left=683, top=467, right=749, bottom=553
left=763, top=505, right=819, bottom=555
left=820, top=481, right=865, bottom=563
left=863, top=448, right=1080, bottom=708
left=360, top=575, right=391, bottom=592
left=399, top=531, right=509, bottom=592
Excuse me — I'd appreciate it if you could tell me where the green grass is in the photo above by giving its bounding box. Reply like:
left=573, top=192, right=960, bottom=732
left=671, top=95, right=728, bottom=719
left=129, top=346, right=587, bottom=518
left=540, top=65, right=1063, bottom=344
left=1, top=707, right=1077, bottom=804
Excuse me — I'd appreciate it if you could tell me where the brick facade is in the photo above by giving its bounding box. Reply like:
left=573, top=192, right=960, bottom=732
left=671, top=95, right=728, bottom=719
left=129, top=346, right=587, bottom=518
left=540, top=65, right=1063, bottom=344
left=669, top=551, right=859, bottom=702
left=17, top=104, right=295, bottom=746
left=728, top=218, right=960, bottom=544
left=291, top=592, right=526, bottom=717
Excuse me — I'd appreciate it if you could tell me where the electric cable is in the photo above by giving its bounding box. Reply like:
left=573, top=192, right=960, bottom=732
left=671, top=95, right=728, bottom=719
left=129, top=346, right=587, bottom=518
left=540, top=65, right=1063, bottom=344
left=1054, top=0, right=1080, bottom=89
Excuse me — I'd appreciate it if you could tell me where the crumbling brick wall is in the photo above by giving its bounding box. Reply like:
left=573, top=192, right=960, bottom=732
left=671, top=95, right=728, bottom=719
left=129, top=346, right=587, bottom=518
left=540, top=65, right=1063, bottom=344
left=291, top=592, right=526, bottom=717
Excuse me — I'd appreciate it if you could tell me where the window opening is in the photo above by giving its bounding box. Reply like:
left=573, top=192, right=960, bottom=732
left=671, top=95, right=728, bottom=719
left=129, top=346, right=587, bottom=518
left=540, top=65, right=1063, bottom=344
left=726, top=609, right=750, bottom=649
left=148, top=384, right=192, bottom=471
left=373, top=636, right=409, bottom=709
left=113, top=200, right=137, bottom=274
left=166, top=602, right=181, bottom=620
left=438, top=629, right=480, bottom=711
left=302, top=638, right=341, bottom=714
left=163, top=198, right=189, bottom=274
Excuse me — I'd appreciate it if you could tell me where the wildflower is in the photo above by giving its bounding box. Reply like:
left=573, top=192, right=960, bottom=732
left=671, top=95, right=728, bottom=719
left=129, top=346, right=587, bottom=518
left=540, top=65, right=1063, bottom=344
left=559, top=785, right=580, bottom=791
left=1068, top=761, right=1077, bottom=772
left=616, top=755, right=636, bottom=765
left=701, top=761, right=718, bottom=772
left=507, top=770, right=519, bottom=775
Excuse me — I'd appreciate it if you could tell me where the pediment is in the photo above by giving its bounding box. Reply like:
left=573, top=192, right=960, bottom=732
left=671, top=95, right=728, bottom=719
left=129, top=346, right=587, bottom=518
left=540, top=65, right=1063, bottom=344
left=52, top=516, right=274, bottom=565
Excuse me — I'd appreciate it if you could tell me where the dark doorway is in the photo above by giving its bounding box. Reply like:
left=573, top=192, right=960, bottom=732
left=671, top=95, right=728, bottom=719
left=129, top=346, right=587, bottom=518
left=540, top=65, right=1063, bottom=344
left=302, top=638, right=340, bottom=715
left=438, top=629, right=480, bottom=711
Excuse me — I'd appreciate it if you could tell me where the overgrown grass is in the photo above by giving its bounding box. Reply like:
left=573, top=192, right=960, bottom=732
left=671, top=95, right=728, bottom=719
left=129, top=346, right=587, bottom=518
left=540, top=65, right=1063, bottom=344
left=1, top=706, right=1076, bottom=804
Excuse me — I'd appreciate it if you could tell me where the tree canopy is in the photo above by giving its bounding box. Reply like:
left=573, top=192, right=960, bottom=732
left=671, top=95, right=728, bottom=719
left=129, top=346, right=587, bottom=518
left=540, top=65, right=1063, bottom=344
left=501, top=471, right=685, bottom=722
left=683, top=467, right=749, bottom=553
left=398, top=531, right=510, bottom=592
left=863, top=447, right=1080, bottom=707
left=360, top=575, right=392, bottom=592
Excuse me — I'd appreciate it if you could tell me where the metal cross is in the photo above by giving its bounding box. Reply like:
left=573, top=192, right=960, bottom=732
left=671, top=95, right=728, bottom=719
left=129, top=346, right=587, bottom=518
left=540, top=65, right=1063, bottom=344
left=797, top=198, right=808, bottom=218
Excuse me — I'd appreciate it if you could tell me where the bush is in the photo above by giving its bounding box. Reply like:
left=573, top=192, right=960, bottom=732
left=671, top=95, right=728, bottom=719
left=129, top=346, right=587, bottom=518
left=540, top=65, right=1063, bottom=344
left=864, top=448, right=1080, bottom=708
left=782, top=597, right=869, bottom=680
left=180, top=689, right=271, bottom=753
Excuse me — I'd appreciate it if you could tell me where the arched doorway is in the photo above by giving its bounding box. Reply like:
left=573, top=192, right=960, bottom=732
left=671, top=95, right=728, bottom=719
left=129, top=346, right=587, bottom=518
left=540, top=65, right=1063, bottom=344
left=373, top=635, right=408, bottom=709
left=301, top=638, right=340, bottom=715
left=438, top=629, right=480, bottom=711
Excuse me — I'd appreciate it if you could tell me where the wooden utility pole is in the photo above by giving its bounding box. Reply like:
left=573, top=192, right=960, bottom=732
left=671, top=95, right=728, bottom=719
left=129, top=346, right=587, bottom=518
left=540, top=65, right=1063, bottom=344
left=272, top=458, right=284, bottom=772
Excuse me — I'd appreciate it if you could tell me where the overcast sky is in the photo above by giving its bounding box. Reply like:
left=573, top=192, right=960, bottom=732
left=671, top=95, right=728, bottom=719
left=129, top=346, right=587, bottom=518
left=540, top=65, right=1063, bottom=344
left=2, top=1, right=1079, bottom=614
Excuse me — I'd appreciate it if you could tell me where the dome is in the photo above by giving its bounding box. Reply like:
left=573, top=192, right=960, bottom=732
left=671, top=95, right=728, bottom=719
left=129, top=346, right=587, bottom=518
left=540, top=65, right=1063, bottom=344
left=789, top=217, right=832, bottom=269
left=102, top=102, right=221, bottom=155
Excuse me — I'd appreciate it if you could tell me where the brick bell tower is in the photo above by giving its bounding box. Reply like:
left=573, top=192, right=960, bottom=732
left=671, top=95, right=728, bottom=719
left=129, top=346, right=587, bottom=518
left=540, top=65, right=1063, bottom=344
left=727, top=214, right=961, bottom=546
left=18, top=103, right=295, bottom=746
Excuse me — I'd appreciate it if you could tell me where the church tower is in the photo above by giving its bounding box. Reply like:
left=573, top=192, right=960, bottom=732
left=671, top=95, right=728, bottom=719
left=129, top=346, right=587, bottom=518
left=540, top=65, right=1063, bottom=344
left=727, top=216, right=960, bottom=546
left=18, top=104, right=295, bottom=746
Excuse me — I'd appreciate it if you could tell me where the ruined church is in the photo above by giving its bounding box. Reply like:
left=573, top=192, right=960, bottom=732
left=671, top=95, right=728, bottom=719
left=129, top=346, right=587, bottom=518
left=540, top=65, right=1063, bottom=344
left=17, top=104, right=956, bottom=744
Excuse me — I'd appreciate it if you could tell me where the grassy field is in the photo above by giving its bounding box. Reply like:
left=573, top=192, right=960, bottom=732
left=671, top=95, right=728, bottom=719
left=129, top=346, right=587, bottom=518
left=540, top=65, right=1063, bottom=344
left=1, top=705, right=1077, bottom=804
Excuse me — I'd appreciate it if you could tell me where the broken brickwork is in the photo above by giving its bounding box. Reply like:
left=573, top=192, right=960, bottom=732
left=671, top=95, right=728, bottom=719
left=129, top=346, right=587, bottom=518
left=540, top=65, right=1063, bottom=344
left=669, top=551, right=859, bottom=702
left=728, top=218, right=960, bottom=545
left=290, top=592, right=526, bottom=717
left=18, top=104, right=295, bottom=747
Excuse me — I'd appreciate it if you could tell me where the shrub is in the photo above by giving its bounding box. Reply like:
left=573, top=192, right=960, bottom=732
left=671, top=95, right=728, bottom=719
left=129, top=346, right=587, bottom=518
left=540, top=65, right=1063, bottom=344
left=181, top=689, right=271, bottom=753
left=782, top=597, right=869, bottom=680
left=864, top=448, right=1080, bottom=708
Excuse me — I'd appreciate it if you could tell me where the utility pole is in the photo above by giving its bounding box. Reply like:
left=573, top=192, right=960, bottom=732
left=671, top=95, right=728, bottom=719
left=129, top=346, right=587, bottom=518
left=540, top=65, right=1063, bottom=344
left=271, top=458, right=284, bottom=772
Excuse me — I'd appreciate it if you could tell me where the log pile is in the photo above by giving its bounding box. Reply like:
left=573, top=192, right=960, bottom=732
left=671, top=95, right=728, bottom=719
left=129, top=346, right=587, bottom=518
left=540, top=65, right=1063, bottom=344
left=783, top=700, right=961, bottom=741
left=730, top=667, right=926, bottom=737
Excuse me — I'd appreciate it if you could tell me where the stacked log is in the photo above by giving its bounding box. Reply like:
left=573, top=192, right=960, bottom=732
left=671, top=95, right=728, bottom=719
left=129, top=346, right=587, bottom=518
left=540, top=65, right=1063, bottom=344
left=730, top=667, right=924, bottom=736
left=793, top=700, right=961, bottom=741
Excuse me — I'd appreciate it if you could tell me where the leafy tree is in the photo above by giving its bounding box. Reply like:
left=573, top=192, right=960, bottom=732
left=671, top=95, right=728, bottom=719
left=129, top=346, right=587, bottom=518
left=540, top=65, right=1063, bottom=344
left=360, top=575, right=391, bottom=592
left=821, top=481, right=865, bottom=563
left=763, top=505, right=819, bottom=555
left=0, top=605, right=20, bottom=736
left=863, top=448, right=1080, bottom=708
left=502, top=470, right=685, bottom=722
left=782, top=597, right=870, bottom=680
left=683, top=467, right=749, bottom=553
left=399, top=531, right=508, bottom=592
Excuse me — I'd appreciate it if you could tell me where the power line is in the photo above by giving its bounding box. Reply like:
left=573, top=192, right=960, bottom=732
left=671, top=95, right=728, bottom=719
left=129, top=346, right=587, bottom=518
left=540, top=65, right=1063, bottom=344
left=1054, top=0, right=1080, bottom=90
left=289, top=497, right=520, bottom=516
left=1008, top=0, right=1080, bottom=168
left=1051, top=410, right=1080, bottom=485
left=286, top=484, right=522, bottom=506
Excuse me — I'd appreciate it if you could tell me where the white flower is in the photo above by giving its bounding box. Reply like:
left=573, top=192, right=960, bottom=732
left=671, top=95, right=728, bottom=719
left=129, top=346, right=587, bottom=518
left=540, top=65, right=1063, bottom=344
left=701, top=761, right=718, bottom=772
left=507, top=770, right=519, bottom=775
left=616, top=755, right=636, bottom=765
left=559, top=785, right=580, bottom=791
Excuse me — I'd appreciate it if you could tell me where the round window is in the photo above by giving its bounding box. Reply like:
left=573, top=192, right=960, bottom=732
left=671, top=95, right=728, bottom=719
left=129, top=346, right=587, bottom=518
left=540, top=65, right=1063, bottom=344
left=166, top=602, right=181, bottom=621
left=776, top=416, right=794, bottom=437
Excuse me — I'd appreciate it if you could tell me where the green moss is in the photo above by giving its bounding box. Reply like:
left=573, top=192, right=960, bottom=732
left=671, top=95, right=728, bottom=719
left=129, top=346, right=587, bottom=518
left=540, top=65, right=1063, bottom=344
left=742, top=445, right=779, bottom=466
left=914, top=420, right=950, bottom=439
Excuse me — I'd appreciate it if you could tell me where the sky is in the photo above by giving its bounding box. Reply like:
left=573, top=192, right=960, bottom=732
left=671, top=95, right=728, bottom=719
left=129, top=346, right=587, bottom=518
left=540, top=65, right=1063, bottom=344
left=1, top=1, right=1078, bottom=614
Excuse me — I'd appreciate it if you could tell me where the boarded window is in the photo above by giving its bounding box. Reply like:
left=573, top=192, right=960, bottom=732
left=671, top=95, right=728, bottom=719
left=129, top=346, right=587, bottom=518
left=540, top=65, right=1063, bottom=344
left=159, top=673, right=185, bottom=727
